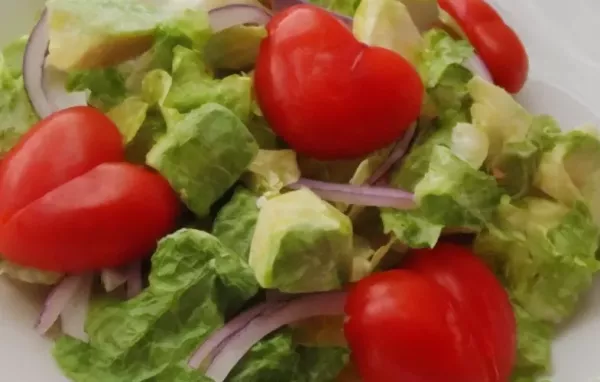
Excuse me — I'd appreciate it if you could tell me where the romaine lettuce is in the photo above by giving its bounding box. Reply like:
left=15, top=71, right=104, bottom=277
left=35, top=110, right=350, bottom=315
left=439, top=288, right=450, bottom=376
left=147, top=103, right=258, bottom=217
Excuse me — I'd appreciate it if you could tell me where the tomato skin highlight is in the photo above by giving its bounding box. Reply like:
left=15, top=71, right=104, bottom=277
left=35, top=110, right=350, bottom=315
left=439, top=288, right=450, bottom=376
left=438, top=0, right=528, bottom=93
left=0, top=106, right=124, bottom=225
left=344, top=243, right=516, bottom=382
left=254, top=5, right=424, bottom=160
left=0, top=106, right=180, bottom=273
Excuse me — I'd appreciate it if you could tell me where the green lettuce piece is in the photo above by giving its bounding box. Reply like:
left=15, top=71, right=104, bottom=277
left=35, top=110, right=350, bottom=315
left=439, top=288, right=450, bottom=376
left=106, top=96, right=149, bottom=143
left=54, top=228, right=258, bottom=382
left=1, top=36, right=28, bottom=78
left=414, top=145, right=503, bottom=228
left=352, top=0, right=423, bottom=64
left=229, top=330, right=348, bottom=382
left=475, top=197, right=600, bottom=324
left=249, top=189, right=354, bottom=293
left=381, top=208, right=442, bottom=249
left=213, top=187, right=259, bottom=261
left=0, top=40, right=38, bottom=155
left=163, top=46, right=252, bottom=121
left=46, top=0, right=193, bottom=71
left=534, top=128, right=600, bottom=226
left=66, top=68, right=127, bottom=110
left=243, top=149, right=301, bottom=195
left=204, top=26, right=267, bottom=71
left=0, top=258, right=62, bottom=285
left=450, top=122, right=489, bottom=169
left=306, top=0, right=361, bottom=16
left=469, top=78, right=562, bottom=198
left=510, top=303, right=554, bottom=382
left=418, top=29, right=473, bottom=88
left=147, top=103, right=258, bottom=217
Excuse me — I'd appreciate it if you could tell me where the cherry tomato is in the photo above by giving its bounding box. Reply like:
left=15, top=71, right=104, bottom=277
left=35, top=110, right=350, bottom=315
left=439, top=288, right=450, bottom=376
left=344, top=243, right=516, bottom=382
left=439, top=0, right=528, bottom=93
left=254, top=5, right=424, bottom=160
left=0, top=106, right=179, bottom=272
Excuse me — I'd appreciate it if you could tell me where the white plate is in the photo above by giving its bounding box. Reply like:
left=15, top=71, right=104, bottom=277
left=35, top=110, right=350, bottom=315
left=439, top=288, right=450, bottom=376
left=0, top=1, right=599, bottom=381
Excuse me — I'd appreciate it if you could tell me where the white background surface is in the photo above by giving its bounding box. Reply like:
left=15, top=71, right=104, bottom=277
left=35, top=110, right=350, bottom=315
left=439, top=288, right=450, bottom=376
left=1, top=0, right=599, bottom=381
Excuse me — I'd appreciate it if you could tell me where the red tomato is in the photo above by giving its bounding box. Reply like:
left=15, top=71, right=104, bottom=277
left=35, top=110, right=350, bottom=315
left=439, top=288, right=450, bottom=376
left=344, top=243, right=516, bottom=382
left=0, top=106, right=179, bottom=273
left=439, top=0, right=528, bottom=93
left=254, top=5, right=424, bottom=160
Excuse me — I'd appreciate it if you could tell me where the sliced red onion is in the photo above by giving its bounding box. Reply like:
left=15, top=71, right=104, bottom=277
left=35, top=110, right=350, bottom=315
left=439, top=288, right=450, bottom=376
left=100, top=268, right=128, bottom=292
left=464, top=55, right=493, bottom=83
left=201, top=292, right=347, bottom=382
left=366, top=124, right=417, bottom=185
left=208, top=4, right=272, bottom=32
left=189, top=301, right=285, bottom=369
left=36, top=274, right=89, bottom=335
left=59, top=274, right=93, bottom=342
left=289, top=179, right=416, bottom=209
left=23, top=10, right=87, bottom=119
left=126, top=261, right=143, bottom=298
left=271, top=0, right=352, bottom=27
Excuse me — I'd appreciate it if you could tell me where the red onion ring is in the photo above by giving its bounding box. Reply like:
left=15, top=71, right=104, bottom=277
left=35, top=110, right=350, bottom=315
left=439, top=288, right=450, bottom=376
left=59, top=274, right=93, bottom=342
left=188, top=301, right=285, bottom=369
left=271, top=0, right=352, bottom=26
left=288, top=179, right=416, bottom=209
left=23, top=5, right=272, bottom=119
left=196, top=292, right=346, bottom=382
left=126, top=261, right=143, bottom=298
left=36, top=274, right=89, bottom=335
left=366, top=124, right=417, bottom=185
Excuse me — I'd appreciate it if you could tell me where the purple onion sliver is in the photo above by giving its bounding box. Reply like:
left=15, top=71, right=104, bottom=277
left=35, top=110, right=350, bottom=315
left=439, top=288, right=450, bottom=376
left=208, top=4, right=272, bottom=33
left=126, top=262, right=143, bottom=299
left=60, top=273, right=93, bottom=342
left=203, top=292, right=347, bottom=382
left=23, top=9, right=53, bottom=119
left=189, top=301, right=279, bottom=368
left=464, top=55, right=493, bottom=83
left=271, top=0, right=352, bottom=27
left=290, top=179, right=416, bottom=209
left=36, top=275, right=87, bottom=334
left=366, top=124, right=417, bottom=185
left=101, top=268, right=128, bottom=292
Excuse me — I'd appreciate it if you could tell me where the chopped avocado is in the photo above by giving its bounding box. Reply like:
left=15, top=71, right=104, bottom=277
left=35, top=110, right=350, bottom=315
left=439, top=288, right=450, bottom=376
left=249, top=189, right=354, bottom=293
left=46, top=0, right=185, bottom=70
left=146, top=103, right=259, bottom=217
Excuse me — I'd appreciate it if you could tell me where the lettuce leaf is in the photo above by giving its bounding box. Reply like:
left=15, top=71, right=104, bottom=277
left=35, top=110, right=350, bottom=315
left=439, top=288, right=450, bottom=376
left=243, top=149, right=301, bottom=195
left=475, top=197, right=600, bottom=324
left=0, top=258, right=62, bottom=285
left=306, top=0, right=361, bottom=16
left=66, top=68, right=127, bottom=110
left=213, top=187, right=260, bottom=261
left=163, top=46, right=252, bottom=121
left=54, top=229, right=259, bottom=382
left=353, top=0, right=423, bottom=64
left=147, top=103, right=258, bottom=217
left=249, top=189, right=354, bottom=293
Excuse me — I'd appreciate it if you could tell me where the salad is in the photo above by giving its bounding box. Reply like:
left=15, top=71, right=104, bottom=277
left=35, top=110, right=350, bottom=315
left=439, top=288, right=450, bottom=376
left=0, top=0, right=597, bottom=381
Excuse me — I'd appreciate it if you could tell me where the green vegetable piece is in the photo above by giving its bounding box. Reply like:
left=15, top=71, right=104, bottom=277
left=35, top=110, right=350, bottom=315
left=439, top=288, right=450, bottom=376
left=353, top=0, right=423, bottom=64
left=249, top=189, right=354, bottom=293
left=243, top=149, right=301, bottom=195
left=147, top=103, right=259, bottom=217
left=306, top=0, right=361, bottom=16
left=164, top=46, right=253, bottom=121
left=534, top=128, right=600, bottom=226
left=54, top=229, right=258, bottom=382
left=204, top=26, right=267, bottom=71
left=46, top=0, right=186, bottom=70
left=213, top=187, right=260, bottom=261
left=418, top=29, right=473, bottom=88
left=450, top=122, right=489, bottom=169
left=66, top=68, right=127, bottom=110
left=475, top=197, right=600, bottom=324
left=0, top=40, right=38, bottom=155
left=0, top=258, right=62, bottom=285
left=106, top=96, right=149, bottom=143
left=414, top=145, right=503, bottom=229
